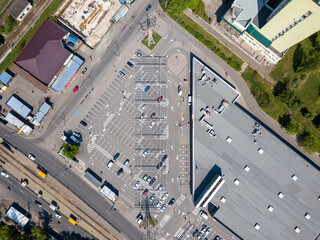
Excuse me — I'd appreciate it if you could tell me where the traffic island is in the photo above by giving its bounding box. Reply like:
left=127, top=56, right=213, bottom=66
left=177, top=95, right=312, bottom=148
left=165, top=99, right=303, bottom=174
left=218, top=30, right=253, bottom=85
left=141, top=31, right=162, bottom=50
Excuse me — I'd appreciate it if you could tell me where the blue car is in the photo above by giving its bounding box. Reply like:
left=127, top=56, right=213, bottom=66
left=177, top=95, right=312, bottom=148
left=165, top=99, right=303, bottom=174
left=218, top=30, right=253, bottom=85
left=146, top=4, right=151, bottom=11
left=145, top=86, right=150, bottom=92
left=67, top=41, right=74, bottom=47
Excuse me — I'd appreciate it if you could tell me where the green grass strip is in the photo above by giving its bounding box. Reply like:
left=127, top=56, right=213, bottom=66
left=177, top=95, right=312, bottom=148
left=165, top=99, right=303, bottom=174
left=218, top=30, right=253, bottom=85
left=141, top=31, right=162, bottom=50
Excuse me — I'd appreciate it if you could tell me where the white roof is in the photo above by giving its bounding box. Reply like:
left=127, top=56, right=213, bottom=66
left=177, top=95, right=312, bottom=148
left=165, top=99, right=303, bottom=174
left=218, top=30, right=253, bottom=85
left=6, top=206, right=30, bottom=227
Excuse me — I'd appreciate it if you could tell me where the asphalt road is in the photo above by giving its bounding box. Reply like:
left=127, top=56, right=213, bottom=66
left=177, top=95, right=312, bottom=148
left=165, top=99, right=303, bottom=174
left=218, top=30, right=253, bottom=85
left=0, top=125, right=143, bottom=239
left=0, top=170, right=94, bottom=239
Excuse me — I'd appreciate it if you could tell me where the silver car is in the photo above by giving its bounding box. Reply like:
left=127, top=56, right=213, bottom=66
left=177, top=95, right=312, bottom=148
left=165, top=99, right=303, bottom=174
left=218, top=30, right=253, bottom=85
left=160, top=204, right=167, bottom=212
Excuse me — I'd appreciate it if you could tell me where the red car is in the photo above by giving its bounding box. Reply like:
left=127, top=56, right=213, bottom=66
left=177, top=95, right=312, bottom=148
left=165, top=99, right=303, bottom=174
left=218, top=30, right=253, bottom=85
left=142, top=188, right=149, bottom=195
left=73, top=86, right=79, bottom=92
left=157, top=96, right=163, bottom=102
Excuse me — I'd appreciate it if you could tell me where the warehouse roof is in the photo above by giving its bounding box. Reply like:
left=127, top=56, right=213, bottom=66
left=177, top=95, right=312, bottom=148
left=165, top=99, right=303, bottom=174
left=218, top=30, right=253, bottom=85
left=192, top=56, right=320, bottom=240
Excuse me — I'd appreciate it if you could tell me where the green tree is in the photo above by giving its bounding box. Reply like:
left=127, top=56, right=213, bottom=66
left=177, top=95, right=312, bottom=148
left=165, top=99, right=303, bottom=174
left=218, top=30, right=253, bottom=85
left=301, top=132, right=320, bottom=153
left=61, top=143, right=79, bottom=159
left=0, top=224, right=15, bottom=240
left=1, top=15, right=17, bottom=34
left=278, top=114, right=302, bottom=135
left=31, top=227, right=47, bottom=240
left=300, top=107, right=314, bottom=120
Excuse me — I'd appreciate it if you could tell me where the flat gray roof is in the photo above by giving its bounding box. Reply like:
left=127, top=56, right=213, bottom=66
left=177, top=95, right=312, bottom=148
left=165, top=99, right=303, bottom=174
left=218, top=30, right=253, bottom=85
left=192, top=56, right=320, bottom=240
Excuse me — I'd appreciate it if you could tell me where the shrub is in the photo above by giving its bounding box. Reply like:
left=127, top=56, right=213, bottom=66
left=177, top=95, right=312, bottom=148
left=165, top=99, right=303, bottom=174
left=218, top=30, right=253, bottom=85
left=300, top=107, right=314, bottom=120
left=278, top=114, right=302, bottom=135
left=300, top=131, right=320, bottom=153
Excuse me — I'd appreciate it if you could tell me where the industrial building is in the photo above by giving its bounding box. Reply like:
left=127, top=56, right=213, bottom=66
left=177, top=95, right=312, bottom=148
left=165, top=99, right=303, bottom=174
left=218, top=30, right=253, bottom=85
left=191, top=55, right=320, bottom=240
left=222, top=0, right=320, bottom=62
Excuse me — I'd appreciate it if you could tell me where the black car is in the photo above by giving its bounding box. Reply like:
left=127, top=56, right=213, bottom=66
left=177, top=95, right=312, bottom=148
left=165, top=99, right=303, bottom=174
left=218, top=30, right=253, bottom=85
left=192, top=229, right=199, bottom=237
left=127, top=61, right=134, bottom=68
left=117, top=168, right=123, bottom=176
left=149, top=177, right=156, bottom=186
left=113, top=153, right=120, bottom=160
left=156, top=162, right=162, bottom=169
left=150, top=112, right=156, bottom=118
left=168, top=198, right=175, bottom=206
left=146, top=4, right=151, bottom=11
left=80, top=120, right=87, bottom=127
left=161, top=154, right=168, bottom=163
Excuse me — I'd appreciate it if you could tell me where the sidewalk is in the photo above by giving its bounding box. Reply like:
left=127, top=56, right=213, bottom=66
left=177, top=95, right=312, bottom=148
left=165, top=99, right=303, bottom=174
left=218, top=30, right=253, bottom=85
left=0, top=145, right=124, bottom=240
left=184, top=9, right=273, bottom=77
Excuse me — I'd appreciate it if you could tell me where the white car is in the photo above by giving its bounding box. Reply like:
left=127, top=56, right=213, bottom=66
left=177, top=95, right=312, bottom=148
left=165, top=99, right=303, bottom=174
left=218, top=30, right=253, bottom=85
left=155, top=201, right=162, bottom=208
left=156, top=184, right=163, bottom=192
left=134, top=181, right=140, bottom=189
left=142, top=149, right=149, bottom=156
left=141, top=104, right=146, bottom=111
left=28, top=154, right=36, bottom=161
left=107, top=160, right=114, bottom=168
left=54, top=212, right=61, bottom=219
left=160, top=204, right=167, bottom=212
left=161, top=192, right=168, bottom=200
left=149, top=120, right=155, bottom=128
left=149, top=194, right=155, bottom=202
left=1, top=171, right=9, bottom=178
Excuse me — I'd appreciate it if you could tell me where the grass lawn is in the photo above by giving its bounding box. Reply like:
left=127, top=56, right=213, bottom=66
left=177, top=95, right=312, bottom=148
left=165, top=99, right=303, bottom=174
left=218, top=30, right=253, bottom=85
left=173, top=13, right=243, bottom=71
left=0, top=0, right=11, bottom=13
left=0, top=0, right=65, bottom=73
left=142, top=31, right=162, bottom=50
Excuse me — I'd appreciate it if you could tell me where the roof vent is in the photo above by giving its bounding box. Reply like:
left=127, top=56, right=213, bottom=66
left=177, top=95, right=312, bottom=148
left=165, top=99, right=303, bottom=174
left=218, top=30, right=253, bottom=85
left=294, top=226, right=300, bottom=233
left=291, top=174, right=298, bottom=181
left=244, top=165, right=250, bottom=172
left=258, top=148, right=264, bottom=154
left=304, top=213, right=310, bottom=220
left=226, top=137, right=232, bottom=143
left=278, top=192, right=284, bottom=198
left=267, top=205, right=274, bottom=212
left=254, top=223, right=260, bottom=230
left=220, top=196, right=226, bottom=203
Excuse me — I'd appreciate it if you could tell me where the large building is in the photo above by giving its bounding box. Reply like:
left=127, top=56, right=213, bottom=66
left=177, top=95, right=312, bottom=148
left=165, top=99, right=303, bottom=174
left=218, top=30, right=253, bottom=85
left=222, top=0, right=320, bottom=62
left=13, top=20, right=83, bottom=92
left=191, top=55, right=320, bottom=240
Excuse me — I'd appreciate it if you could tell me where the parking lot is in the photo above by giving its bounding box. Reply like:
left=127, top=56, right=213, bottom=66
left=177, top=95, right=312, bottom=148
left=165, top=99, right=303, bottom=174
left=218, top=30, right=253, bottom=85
left=133, top=56, right=169, bottom=212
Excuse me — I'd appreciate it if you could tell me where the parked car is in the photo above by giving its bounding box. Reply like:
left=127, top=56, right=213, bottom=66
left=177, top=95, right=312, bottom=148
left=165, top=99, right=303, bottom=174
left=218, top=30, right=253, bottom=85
left=136, top=52, right=142, bottom=57
left=119, top=71, right=126, bottom=77
left=124, top=159, right=130, bottom=166
left=142, top=174, right=148, bottom=181
left=156, top=162, right=162, bottom=169
left=127, top=61, right=134, bottom=68
left=107, top=160, right=114, bottom=168
left=117, top=168, right=123, bottom=176
left=156, top=201, right=162, bottom=208
left=141, top=104, right=146, bottom=111
left=149, top=194, right=155, bottom=202
left=113, top=153, right=120, bottom=160
left=142, top=188, right=149, bottom=195
left=34, top=200, right=42, bottom=208
left=161, top=192, right=168, bottom=200
left=67, top=41, right=74, bottom=47
left=80, top=120, right=87, bottom=127
left=192, top=229, right=199, bottom=237
left=136, top=214, right=143, bottom=225
left=157, top=184, right=163, bottom=192
left=149, top=177, right=156, bottom=186
left=161, top=154, right=168, bottom=163
left=81, top=67, right=87, bottom=76
left=150, top=112, right=156, bottom=118
left=146, top=176, right=152, bottom=183
left=146, top=4, right=151, bottom=11
left=145, top=86, right=150, bottom=92
left=73, top=86, right=79, bottom=92
left=149, top=120, right=155, bottom=128
left=134, top=181, right=140, bottom=189
left=1, top=171, right=9, bottom=178
left=139, top=113, right=145, bottom=119
left=168, top=198, right=175, bottom=206
left=156, top=96, right=163, bottom=102
left=160, top=204, right=167, bottom=212
left=54, top=212, right=62, bottom=219
left=28, top=154, right=36, bottom=161
left=143, top=149, right=149, bottom=156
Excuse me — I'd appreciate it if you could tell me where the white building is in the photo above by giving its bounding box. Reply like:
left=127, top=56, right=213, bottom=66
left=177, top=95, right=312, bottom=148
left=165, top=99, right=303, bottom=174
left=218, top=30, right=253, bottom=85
left=10, top=0, right=32, bottom=21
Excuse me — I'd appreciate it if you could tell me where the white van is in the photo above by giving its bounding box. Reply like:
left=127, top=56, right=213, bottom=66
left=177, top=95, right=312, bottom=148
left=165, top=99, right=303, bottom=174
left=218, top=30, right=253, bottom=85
left=188, top=95, right=192, bottom=105
left=199, top=210, right=208, bottom=220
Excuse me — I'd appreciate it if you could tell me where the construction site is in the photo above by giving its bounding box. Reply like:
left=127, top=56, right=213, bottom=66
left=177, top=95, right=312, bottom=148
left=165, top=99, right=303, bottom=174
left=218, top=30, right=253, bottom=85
left=55, top=0, right=122, bottom=48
